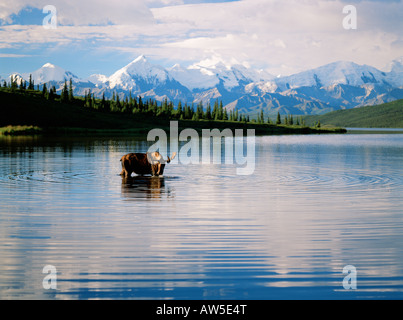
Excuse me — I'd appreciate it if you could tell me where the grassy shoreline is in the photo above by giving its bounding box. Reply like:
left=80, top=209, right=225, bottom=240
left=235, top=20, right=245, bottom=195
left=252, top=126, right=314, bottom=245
left=0, top=122, right=346, bottom=137
left=0, top=125, right=44, bottom=136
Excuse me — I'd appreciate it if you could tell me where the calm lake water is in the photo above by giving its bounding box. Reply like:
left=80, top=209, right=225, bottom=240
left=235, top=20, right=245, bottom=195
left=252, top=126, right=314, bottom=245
left=0, top=131, right=403, bottom=300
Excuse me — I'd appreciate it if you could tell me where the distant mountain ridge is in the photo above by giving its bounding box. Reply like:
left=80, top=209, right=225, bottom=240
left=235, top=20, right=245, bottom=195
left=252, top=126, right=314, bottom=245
left=8, top=55, right=403, bottom=115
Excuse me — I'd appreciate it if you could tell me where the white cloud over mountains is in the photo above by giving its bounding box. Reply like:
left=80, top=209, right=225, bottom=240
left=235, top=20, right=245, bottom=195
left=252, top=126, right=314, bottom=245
left=1, top=0, right=402, bottom=77
left=0, top=0, right=153, bottom=25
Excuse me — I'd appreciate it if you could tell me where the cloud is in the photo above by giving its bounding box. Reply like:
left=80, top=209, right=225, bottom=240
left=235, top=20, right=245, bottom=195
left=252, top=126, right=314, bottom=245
left=0, top=53, right=32, bottom=58
left=0, top=0, right=154, bottom=26
left=150, top=0, right=403, bottom=73
left=1, top=0, right=402, bottom=76
left=271, top=39, right=287, bottom=49
left=391, top=39, right=403, bottom=49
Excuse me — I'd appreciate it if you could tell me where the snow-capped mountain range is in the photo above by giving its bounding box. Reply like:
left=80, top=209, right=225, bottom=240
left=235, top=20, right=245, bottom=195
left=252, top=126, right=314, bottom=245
left=8, top=55, right=403, bottom=115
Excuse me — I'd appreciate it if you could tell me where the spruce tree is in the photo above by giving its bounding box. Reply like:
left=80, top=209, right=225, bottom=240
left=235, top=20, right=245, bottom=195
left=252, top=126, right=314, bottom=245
left=42, top=83, right=48, bottom=98
left=10, top=75, right=18, bottom=92
left=101, top=92, right=107, bottom=112
left=219, top=101, right=224, bottom=120
left=205, top=103, right=211, bottom=120
left=61, top=80, right=68, bottom=102
left=123, top=96, right=129, bottom=113
left=116, top=94, right=121, bottom=112
left=49, top=86, right=56, bottom=100
left=276, top=112, right=281, bottom=125
left=223, top=108, right=228, bottom=121
left=68, top=78, right=74, bottom=102
left=84, top=89, right=90, bottom=107
left=176, top=101, right=183, bottom=119
left=196, top=101, right=203, bottom=120
left=162, top=98, right=168, bottom=112
left=183, top=103, right=189, bottom=119
left=84, top=90, right=88, bottom=107
left=168, top=101, right=174, bottom=117
left=92, top=93, right=96, bottom=110
left=191, top=103, right=195, bottom=118
left=152, top=100, right=158, bottom=115
left=138, top=96, right=143, bottom=112
left=123, top=95, right=130, bottom=113
left=19, top=79, right=25, bottom=91
left=212, top=100, right=218, bottom=120
left=28, top=74, right=34, bottom=90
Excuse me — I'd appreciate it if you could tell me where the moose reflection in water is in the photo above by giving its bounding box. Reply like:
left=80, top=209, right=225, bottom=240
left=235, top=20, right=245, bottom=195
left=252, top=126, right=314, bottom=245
left=121, top=176, right=173, bottom=199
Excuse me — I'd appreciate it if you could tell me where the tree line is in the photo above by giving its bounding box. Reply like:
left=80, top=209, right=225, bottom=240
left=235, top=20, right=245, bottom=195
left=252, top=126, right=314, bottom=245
left=3, top=75, right=308, bottom=126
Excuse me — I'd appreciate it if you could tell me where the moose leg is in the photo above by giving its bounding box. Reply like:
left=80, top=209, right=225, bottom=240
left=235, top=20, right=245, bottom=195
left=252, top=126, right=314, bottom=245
left=121, top=159, right=132, bottom=178
left=156, top=163, right=162, bottom=176
left=120, top=161, right=126, bottom=176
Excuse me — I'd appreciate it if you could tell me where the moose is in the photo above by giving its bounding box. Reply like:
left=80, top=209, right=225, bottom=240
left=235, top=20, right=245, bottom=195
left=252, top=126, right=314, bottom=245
left=120, top=151, right=176, bottom=178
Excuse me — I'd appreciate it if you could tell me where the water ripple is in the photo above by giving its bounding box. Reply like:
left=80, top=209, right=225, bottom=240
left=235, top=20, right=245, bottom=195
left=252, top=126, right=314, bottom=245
left=5, top=170, right=96, bottom=184
left=271, top=171, right=401, bottom=190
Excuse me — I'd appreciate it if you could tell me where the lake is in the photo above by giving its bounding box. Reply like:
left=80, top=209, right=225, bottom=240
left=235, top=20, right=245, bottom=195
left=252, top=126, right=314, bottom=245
left=0, top=131, right=403, bottom=300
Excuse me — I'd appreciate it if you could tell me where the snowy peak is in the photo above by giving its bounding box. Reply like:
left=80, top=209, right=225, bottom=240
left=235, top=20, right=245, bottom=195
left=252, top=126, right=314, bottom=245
left=21, top=63, right=79, bottom=84
left=169, top=57, right=274, bottom=90
left=126, top=55, right=167, bottom=79
left=42, top=63, right=56, bottom=68
left=86, top=74, right=108, bottom=87
left=132, top=54, right=147, bottom=63
left=275, top=60, right=390, bottom=90
left=108, top=55, right=172, bottom=89
left=191, top=55, right=233, bottom=71
left=123, top=55, right=151, bottom=73
left=168, top=63, right=219, bottom=90
left=8, top=73, right=24, bottom=84
left=231, top=64, right=274, bottom=84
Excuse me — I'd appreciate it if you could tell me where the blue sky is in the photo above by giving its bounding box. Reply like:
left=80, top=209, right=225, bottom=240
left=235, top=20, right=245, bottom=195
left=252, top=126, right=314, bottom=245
left=1, top=0, right=402, bottom=79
